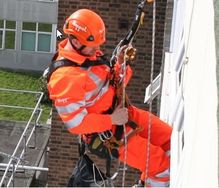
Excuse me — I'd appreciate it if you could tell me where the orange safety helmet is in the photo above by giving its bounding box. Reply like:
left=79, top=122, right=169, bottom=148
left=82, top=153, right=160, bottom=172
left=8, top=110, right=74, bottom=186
left=63, top=9, right=105, bottom=47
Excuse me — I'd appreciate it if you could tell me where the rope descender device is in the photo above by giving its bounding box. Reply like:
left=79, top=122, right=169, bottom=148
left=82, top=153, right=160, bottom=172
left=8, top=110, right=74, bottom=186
left=110, top=0, right=154, bottom=66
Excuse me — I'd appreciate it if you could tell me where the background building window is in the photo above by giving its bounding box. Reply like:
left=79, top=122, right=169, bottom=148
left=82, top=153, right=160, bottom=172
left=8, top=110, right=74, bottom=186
left=21, top=32, right=36, bottom=51
left=0, top=20, right=16, bottom=50
left=38, top=34, right=51, bottom=52
left=21, top=22, right=52, bottom=52
left=0, top=30, right=3, bottom=49
left=0, top=20, right=3, bottom=49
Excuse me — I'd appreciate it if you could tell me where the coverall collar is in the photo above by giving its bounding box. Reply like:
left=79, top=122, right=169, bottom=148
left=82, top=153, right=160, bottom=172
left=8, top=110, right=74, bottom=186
left=58, top=39, right=99, bottom=65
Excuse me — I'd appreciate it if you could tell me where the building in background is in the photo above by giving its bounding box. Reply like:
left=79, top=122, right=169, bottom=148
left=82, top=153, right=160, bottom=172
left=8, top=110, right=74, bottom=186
left=0, top=0, right=58, bottom=72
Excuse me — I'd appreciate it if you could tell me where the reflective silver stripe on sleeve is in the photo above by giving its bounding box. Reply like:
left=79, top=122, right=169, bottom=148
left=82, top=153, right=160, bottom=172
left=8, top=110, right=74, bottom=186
left=86, top=80, right=109, bottom=107
left=85, top=70, right=105, bottom=100
left=56, top=100, right=85, bottom=114
left=155, top=168, right=170, bottom=178
left=64, top=108, right=88, bottom=129
left=146, top=178, right=169, bottom=187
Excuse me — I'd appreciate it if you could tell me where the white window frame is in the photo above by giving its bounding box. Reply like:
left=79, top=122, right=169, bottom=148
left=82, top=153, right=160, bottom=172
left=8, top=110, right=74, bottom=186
left=21, top=22, right=55, bottom=53
left=159, top=0, right=186, bottom=186
left=0, top=21, right=4, bottom=50
left=0, top=20, right=17, bottom=50
left=38, top=0, right=56, bottom=2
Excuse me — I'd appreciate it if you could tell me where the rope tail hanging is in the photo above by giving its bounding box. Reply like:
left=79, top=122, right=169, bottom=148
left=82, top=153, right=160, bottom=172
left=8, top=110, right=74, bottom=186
left=145, top=0, right=156, bottom=185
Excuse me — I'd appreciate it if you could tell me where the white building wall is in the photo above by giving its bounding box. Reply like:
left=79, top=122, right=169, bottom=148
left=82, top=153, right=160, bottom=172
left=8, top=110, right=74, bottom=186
left=160, top=0, right=218, bottom=187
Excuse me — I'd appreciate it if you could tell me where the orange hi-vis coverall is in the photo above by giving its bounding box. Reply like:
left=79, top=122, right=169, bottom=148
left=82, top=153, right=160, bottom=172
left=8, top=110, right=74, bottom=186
left=48, top=39, right=172, bottom=186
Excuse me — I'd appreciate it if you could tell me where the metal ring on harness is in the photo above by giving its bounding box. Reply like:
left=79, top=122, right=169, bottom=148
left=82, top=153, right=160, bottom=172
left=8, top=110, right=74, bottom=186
left=98, top=130, right=113, bottom=142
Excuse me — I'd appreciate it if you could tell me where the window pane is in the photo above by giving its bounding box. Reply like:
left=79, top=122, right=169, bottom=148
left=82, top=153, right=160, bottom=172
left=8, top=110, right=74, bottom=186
left=38, top=34, right=51, bottom=52
left=38, top=23, right=52, bottom=32
left=21, top=32, right=36, bottom=51
left=0, top=30, right=3, bottom=48
left=5, top=31, right=15, bottom=49
left=22, top=22, right=36, bottom=31
left=6, top=21, right=16, bottom=29
left=0, top=20, right=4, bottom=28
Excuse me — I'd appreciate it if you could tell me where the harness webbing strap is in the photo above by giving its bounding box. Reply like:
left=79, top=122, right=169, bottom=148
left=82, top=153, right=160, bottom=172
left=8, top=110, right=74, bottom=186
left=114, top=120, right=138, bottom=141
left=46, top=54, right=111, bottom=82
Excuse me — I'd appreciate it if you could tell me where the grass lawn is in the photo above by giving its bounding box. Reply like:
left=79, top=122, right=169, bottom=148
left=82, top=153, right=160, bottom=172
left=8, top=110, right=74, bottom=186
left=0, top=69, right=51, bottom=123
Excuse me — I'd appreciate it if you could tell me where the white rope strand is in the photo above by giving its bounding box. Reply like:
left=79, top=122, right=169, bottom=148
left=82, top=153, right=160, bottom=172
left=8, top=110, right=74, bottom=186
left=121, top=47, right=128, bottom=188
left=145, top=0, right=156, bottom=185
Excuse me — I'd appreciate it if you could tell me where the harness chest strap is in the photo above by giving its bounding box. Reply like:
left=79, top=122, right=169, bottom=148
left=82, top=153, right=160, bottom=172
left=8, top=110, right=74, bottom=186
left=46, top=52, right=112, bottom=82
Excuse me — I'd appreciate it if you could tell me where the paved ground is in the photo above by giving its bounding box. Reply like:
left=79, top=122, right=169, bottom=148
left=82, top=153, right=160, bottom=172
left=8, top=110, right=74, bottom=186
left=0, top=120, right=50, bottom=187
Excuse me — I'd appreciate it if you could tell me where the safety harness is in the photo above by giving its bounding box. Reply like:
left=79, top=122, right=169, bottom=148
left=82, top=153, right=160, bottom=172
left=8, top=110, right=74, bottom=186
left=43, top=52, right=141, bottom=178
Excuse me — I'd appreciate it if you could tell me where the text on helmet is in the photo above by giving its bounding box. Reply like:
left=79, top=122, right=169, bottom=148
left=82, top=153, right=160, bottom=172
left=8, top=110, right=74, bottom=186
left=72, top=22, right=87, bottom=32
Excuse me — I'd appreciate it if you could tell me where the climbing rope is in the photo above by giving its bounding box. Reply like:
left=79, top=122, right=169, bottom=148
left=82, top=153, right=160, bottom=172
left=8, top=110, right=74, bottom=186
left=121, top=50, right=128, bottom=187
left=120, top=1, right=132, bottom=186
left=145, top=0, right=156, bottom=185
left=110, top=0, right=153, bottom=186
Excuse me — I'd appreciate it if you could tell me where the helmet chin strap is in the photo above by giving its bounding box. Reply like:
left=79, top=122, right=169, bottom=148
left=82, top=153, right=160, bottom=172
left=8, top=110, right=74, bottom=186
left=68, top=35, right=87, bottom=56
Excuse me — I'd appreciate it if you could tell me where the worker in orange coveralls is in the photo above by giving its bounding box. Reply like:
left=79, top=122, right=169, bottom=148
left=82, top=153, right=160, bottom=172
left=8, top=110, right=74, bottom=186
left=47, top=9, right=172, bottom=187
